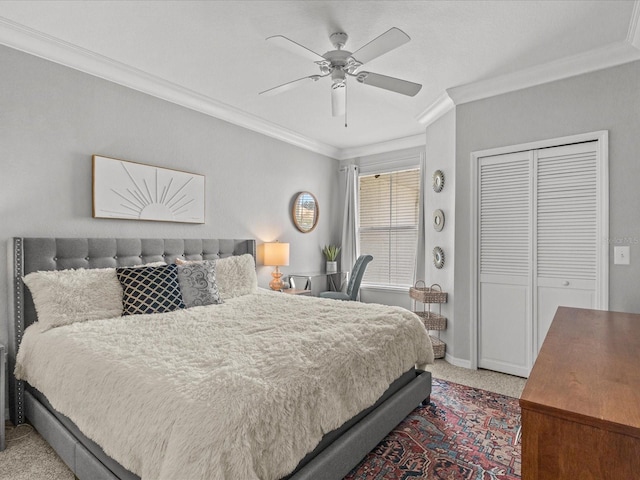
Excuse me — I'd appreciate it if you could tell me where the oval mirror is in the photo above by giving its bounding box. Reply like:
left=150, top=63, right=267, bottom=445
left=292, top=191, right=319, bottom=233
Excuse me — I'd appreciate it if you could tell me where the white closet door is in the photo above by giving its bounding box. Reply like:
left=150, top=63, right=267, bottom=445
left=479, top=151, right=533, bottom=377
left=534, top=142, right=598, bottom=352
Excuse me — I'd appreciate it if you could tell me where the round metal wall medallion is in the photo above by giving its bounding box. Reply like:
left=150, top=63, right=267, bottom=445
left=433, top=209, right=445, bottom=232
left=433, top=246, right=445, bottom=269
left=432, top=170, right=445, bottom=193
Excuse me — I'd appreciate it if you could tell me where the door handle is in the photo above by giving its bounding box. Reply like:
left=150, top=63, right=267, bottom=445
left=562, top=280, right=570, bottom=286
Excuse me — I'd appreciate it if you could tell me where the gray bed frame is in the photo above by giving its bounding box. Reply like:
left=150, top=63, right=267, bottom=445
left=9, top=237, right=431, bottom=480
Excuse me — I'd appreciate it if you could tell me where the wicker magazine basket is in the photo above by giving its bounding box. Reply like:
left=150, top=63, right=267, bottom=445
left=414, top=311, right=447, bottom=331
left=429, top=335, right=446, bottom=359
left=409, top=281, right=448, bottom=303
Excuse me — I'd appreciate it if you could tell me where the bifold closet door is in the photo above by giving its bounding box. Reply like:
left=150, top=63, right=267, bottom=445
left=534, top=142, right=598, bottom=353
left=478, top=151, right=533, bottom=378
left=478, top=140, right=601, bottom=377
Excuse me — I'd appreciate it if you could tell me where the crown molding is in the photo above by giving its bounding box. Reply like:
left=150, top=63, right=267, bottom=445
left=415, top=22, right=640, bottom=129
left=336, top=133, right=425, bottom=161
left=0, top=17, right=341, bottom=159
left=415, top=91, right=455, bottom=126
left=447, top=40, right=640, bottom=106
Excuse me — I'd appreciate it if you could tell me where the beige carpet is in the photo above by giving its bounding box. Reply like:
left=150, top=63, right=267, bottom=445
left=0, top=423, right=75, bottom=480
left=0, top=360, right=526, bottom=479
left=425, top=358, right=527, bottom=398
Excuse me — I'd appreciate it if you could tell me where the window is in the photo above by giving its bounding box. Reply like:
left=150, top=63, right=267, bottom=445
left=358, top=168, right=420, bottom=286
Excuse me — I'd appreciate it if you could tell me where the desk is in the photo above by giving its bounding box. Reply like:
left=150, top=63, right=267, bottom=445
left=288, top=272, right=347, bottom=296
left=282, top=288, right=312, bottom=296
left=520, top=307, right=640, bottom=479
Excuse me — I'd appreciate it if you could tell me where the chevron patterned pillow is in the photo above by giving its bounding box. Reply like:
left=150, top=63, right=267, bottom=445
left=116, top=264, right=185, bottom=315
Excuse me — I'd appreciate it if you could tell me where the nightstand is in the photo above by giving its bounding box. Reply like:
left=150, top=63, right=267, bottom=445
left=1, top=344, right=5, bottom=451
left=282, top=288, right=312, bottom=296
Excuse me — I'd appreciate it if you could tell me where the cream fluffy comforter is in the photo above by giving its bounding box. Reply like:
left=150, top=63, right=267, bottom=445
left=15, top=290, right=433, bottom=480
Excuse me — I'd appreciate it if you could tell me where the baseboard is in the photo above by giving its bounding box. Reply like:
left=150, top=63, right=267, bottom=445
left=444, top=353, right=473, bottom=369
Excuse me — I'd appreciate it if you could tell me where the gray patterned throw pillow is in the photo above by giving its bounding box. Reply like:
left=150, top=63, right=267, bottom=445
left=177, top=260, right=223, bottom=307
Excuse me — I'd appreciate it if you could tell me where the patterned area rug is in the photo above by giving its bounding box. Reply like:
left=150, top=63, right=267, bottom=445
left=345, top=378, right=521, bottom=480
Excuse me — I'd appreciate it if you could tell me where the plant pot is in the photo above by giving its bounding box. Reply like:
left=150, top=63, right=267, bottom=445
left=326, top=261, right=338, bottom=273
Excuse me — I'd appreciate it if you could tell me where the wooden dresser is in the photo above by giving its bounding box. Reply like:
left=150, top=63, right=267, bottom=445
left=520, top=307, right=640, bottom=479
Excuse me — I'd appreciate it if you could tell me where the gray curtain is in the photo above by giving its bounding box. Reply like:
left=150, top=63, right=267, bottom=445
left=413, top=152, right=427, bottom=284
left=341, top=164, right=360, bottom=279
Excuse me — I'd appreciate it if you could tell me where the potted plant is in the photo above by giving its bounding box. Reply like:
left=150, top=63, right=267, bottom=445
left=322, top=245, right=341, bottom=273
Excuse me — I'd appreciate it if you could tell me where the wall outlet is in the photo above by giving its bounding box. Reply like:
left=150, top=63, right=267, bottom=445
left=614, top=246, right=630, bottom=265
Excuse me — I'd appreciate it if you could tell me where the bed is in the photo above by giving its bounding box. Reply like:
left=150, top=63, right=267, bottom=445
left=8, top=237, right=433, bottom=480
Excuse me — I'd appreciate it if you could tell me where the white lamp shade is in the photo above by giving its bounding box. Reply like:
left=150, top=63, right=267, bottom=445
left=264, top=242, right=290, bottom=266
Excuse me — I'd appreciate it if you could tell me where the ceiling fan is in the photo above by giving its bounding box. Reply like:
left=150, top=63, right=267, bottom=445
left=259, top=27, right=422, bottom=119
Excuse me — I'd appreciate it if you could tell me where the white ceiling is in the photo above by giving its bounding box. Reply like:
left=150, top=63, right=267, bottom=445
left=0, top=1, right=639, bottom=159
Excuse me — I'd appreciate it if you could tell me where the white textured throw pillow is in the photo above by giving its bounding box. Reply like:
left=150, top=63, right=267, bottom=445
left=23, top=267, right=125, bottom=330
left=176, top=254, right=257, bottom=300
left=23, top=262, right=166, bottom=330
left=214, top=254, right=258, bottom=299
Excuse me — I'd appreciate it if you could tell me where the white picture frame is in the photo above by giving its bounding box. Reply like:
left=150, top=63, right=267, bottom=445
left=92, top=155, right=205, bottom=224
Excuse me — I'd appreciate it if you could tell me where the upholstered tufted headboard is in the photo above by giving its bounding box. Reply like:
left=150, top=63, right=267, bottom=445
left=9, top=237, right=255, bottom=424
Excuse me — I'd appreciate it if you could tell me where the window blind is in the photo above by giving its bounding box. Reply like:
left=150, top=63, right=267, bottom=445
left=358, top=168, right=420, bottom=286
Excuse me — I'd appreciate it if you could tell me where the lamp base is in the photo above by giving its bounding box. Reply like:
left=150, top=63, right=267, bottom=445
left=269, top=268, right=285, bottom=291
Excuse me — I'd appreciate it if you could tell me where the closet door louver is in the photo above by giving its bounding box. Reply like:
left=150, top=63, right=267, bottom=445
left=480, top=154, right=532, bottom=277
left=536, top=144, right=597, bottom=281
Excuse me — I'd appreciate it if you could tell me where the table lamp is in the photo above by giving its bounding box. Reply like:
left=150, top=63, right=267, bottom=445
left=264, top=241, right=290, bottom=290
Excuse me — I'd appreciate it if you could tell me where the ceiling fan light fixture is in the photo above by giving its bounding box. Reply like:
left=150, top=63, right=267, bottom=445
left=331, top=68, right=346, bottom=85
left=331, top=81, right=346, bottom=118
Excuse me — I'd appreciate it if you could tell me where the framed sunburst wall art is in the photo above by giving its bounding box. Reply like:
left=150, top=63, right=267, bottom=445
left=92, top=155, right=205, bottom=224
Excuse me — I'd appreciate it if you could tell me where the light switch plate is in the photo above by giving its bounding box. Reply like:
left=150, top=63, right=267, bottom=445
left=614, top=246, right=630, bottom=265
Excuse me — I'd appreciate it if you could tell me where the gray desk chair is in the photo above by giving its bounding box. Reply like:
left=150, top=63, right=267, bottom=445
left=319, top=254, right=373, bottom=301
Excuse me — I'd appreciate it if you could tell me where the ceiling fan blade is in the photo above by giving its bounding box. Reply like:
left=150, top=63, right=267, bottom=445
left=259, top=75, right=321, bottom=96
left=266, top=35, right=326, bottom=62
left=356, top=71, right=422, bottom=97
left=331, top=84, right=346, bottom=117
left=351, top=27, right=410, bottom=65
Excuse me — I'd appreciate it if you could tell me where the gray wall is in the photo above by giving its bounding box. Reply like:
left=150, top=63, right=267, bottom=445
left=424, top=109, right=456, bottom=356
left=0, top=44, right=340, bottom=352
left=452, top=59, right=640, bottom=363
